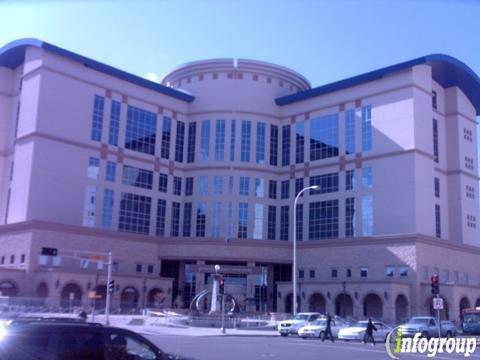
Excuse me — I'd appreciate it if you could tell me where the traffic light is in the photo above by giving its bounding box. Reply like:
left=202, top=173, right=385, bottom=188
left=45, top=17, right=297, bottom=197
left=108, top=280, right=115, bottom=293
left=41, top=247, right=58, bottom=256
left=219, top=277, right=225, bottom=295
left=430, top=275, right=440, bottom=295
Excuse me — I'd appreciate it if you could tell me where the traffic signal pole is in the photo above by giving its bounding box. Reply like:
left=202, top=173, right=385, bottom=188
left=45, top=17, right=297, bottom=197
left=105, top=251, right=112, bottom=326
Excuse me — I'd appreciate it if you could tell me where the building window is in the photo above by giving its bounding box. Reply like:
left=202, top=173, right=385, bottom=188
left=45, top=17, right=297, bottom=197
left=281, top=180, right=290, bottom=199
left=226, top=202, right=233, bottom=240
left=173, top=176, right=182, bottom=196
left=464, top=128, right=473, bottom=142
left=399, top=266, right=408, bottom=278
left=87, top=157, right=100, bottom=179
left=215, top=119, right=225, bottom=161
left=466, top=185, right=475, bottom=199
left=433, top=119, right=439, bottom=163
left=200, top=120, right=211, bottom=162
left=238, top=202, right=248, bottom=238
left=122, top=165, right=153, bottom=190
left=136, top=264, right=143, bottom=273
left=361, top=105, right=372, bottom=152
left=171, top=202, right=181, bottom=236
left=185, top=177, right=194, bottom=196
left=295, top=121, right=305, bottom=164
left=119, top=193, right=151, bottom=235
left=255, top=178, right=265, bottom=198
left=199, top=176, right=208, bottom=195
left=196, top=203, right=207, bottom=237
left=158, top=173, right=168, bottom=193
left=148, top=264, right=154, bottom=274
left=345, top=197, right=355, bottom=237
left=125, top=106, right=157, bottom=155
left=20, top=254, right=25, bottom=264
left=467, top=215, right=476, bottom=228
left=296, top=204, right=303, bottom=241
left=331, top=269, right=338, bottom=278
left=268, top=180, right=277, bottom=199
left=346, top=268, right=352, bottom=278
left=282, top=124, right=291, bottom=166
left=253, top=203, right=264, bottom=240
left=187, top=122, right=196, bottom=163
left=106, top=161, right=116, bottom=182
left=155, top=199, right=167, bottom=237
left=212, top=202, right=221, bottom=237
left=345, top=109, right=355, bottom=155
left=280, top=205, right=289, bottom=240
left=101, top=189, right=114, bottom=229
left=241, top=120, right=251, bottom=162
left=183, top=202, right=192, bottom=237
left=295, top=178, right=304, bottom=197
left=256, top=122, right=266, bottom=164
left=175, top=120, right=185, bottom=162
left=308, top=200, right=339, bottom=240
left=434, top=178, right=440, bottom=198
left=465, top=157, right=474, bottom=171
left=270, top=125, right=278, bottom=166
left=345, top=169, right=355, bottom=191
left=0, top=256, right=4, bottom=265
left=384, top=266, right=394, bottom=277
left=432, top=91, right=437, bottom=109
left=240, top=176, right=249, bottom=196
left=213, top=176, right=223, bottom=195
left=268, top=206, right=276, bottom=240
left=362, top=167, right=373, bottom=188
left=108, top=100, right=121, bottom=146
left=360, top=267, right=368, bottom=278
left=435, top=204, right=441, bottom=238
left=230, top=119, right=236, bottom=161
left=309, top=173, right=339, bottom=194
left=310, top=113, right=339, bottom=161
left=362, top=195, right=373, bottom=236
left=309, top=269, right=315, bottom=279
left=299, top=269, right=305, bottom=279
left=90, top=95, right=105, bottom=141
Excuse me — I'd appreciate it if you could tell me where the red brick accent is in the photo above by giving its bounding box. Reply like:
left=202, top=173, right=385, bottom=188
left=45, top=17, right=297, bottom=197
left=154, top=157, right=161, bottom=172
left=157, top=106, right=164, bottom=115
left=355, top=153, right=362, bottom=168
left=169, top=161, right=175, bottom=175
left=121, top=95, right=128, bottom=104
left=290, top=165, right=296, bottom=179
left=355, top=99, right=362, bottom=108
left=105, top=90, right=112, bottom=98
left=172, top=111, right=177, bottom=120
left=304, top=163, right=310, bottom=177
left=100, top=144, right=108, bottom=160
left=290, top=115, right=296, bottom=124
left=117, top=148, right=124, bottom=164
left=339, top=103, right=345, bottom=112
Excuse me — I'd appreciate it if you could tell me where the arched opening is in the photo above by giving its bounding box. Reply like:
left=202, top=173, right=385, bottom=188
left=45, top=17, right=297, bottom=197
left=60, top=283, right=82, bottom=308
left=459, top=297, right=471, bottom=322
left=335, top=293, right=353, bottom=318
left=35, top=282, right=48, bottom=298
left=363, top=293, right=383, bottom=319
left=308, top=293, right=326, bottom=313
left=426, top=296, right=449, bottom=320
left=147, top=288, right=166, bottom=308
left=120, top=287, right=139, bottom=311
left=395, top=294, right=409, bottom=323
left=0, top=281, right=18, bottom=297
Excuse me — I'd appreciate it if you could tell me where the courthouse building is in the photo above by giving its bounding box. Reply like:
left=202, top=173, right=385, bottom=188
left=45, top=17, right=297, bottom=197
left=0, top=38, right=479, bottom=321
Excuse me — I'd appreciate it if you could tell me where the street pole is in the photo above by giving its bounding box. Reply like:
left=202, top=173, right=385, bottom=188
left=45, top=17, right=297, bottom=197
left=105, top=251, right=112, bottom=326
left=221, top=289, right=226, bottom=334
left=92, top=272, right=99, bottom=322
left=436, top=294, right=441, bottom=338
left=293, top=185, right=319, bottom=316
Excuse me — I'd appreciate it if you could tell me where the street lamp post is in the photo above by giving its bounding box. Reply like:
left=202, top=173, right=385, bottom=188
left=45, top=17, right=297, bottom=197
left=293, top=185, right=319, bottom=316
left=214, top=265, right=226, bottom=334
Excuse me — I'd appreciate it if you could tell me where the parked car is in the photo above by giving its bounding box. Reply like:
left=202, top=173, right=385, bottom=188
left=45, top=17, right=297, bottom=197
left=462, top=308, right=480, bottom=335
left=298, top=316, right=349, bottom=339
left=277, top=312, right=323, bottom=337
left=0, top=321, right=195, bottom=360
left=398, top=316, right=457, bottom=338
left=338, top=320, right=392, bottom=342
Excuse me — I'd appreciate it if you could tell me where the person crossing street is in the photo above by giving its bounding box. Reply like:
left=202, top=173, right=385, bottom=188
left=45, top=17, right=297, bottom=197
left=322, top=313, right=335, bottom=342
left=363, top=317, right=377, bottom=346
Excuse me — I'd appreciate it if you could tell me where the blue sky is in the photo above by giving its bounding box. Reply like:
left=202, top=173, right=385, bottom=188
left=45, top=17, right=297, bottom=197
left=1, top=0, right=479, bottom=155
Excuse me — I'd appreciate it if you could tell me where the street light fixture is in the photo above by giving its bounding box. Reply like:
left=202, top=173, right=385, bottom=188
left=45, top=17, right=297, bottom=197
left=293, top=185, right=319, bottom=316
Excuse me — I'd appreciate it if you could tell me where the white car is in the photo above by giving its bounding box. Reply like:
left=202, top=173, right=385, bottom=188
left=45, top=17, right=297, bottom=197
left=298, top=317, right=350, bottom=339
left=338, top=320, right=392, bottom=342
left=277, top=312, right=323, bottom=337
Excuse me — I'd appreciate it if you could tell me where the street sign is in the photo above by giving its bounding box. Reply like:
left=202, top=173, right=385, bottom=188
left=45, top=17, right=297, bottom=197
left=433, top=297, right=444, bottom=310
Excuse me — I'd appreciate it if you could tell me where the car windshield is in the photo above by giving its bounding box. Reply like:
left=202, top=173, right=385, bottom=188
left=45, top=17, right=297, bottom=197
left=464, top=314, right=480, bottom=322
left=407, top=318, right=430, bottom=325
left=293, top=315, right=309, bottom=321
left=312, top=319, right=326, bottom=326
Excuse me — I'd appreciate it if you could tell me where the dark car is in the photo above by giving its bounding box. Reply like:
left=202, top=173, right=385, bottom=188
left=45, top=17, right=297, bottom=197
left=0, top=321, right=193, bottom=360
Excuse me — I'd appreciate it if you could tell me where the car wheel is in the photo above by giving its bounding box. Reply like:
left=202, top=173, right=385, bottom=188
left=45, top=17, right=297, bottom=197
left=280, top=333, right=288, bottom=337
left=318, top=331, right=325, bottom=339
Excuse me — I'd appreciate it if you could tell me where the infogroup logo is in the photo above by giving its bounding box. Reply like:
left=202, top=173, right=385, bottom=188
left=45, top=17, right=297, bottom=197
left=385, top=327, right=478, bottom=359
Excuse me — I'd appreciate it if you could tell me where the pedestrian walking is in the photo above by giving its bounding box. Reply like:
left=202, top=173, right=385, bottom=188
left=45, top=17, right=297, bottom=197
left=363, top=317, right=377, bottom=346
left=322, top=313, right=335, bottom=342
